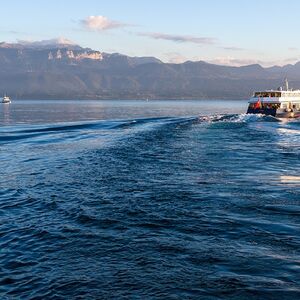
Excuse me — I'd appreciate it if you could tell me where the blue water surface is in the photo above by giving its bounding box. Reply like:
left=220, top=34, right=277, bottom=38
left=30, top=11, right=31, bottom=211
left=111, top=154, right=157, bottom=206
left=0, top=100, right=299, bottom=299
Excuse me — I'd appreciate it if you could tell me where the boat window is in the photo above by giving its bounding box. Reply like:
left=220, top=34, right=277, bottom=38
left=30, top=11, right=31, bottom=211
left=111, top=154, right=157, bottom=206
left=254, top=91, right=288, bottom=97
left=263, top=92, right=274, bottom=97
left=261, top=103, right=280, bottom=109
left=283, top=93, right=300, bottom=97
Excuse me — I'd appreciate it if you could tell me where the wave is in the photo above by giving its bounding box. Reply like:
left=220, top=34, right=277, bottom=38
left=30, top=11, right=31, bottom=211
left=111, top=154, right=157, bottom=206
left=199, top=113, right=281, bottom=123
left=0, top=113, right=298, bottom=146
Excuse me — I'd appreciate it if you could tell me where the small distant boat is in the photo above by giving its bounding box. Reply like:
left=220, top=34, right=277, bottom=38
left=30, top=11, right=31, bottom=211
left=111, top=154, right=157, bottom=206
left=1, top=94, right=11, bottom=104
left=246, top=79, right=300, bottom=118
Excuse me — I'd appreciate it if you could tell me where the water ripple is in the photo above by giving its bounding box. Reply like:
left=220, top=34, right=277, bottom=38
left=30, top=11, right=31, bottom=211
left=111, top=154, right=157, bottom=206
left=0, top=113, right=299, bottom=299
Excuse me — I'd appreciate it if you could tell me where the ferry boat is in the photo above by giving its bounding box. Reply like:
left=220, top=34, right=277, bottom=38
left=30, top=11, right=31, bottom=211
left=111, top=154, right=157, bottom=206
left=247, top=79, right=300, bottom=118
left=1, top=94, right=11, bottom=104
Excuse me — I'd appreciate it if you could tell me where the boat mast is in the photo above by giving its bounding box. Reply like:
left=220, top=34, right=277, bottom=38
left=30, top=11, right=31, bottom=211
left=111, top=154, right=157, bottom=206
left=285, top=78, right=289, bottom=91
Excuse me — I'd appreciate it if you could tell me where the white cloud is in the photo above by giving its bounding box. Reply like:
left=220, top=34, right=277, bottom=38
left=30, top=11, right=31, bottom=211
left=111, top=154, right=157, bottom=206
left=221, top=46, right=245, bottom=51
left=206, top=57, right=262, bottom=67
left=164, top=53, right=264, bottom=66
left=163, top=54, right=264, bottom=66
left=81, top=15, right=128, bottom=31
left=139, top=32, right=216, bottom=45
left=204, top=56, right=300, bottom=67
left=165, top=52, right=188, bottom=64
left=17, top=37, right=76, bottom=47
left=283, top=56, right=300, bottom=63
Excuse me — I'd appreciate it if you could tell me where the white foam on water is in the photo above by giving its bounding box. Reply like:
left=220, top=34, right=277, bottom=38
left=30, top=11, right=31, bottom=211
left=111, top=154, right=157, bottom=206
left=198, top=113, right=275, bottom=124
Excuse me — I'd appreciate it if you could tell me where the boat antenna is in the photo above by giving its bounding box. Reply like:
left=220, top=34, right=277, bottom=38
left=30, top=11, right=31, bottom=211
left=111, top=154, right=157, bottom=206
left=285, top=77, right=289, bottom=91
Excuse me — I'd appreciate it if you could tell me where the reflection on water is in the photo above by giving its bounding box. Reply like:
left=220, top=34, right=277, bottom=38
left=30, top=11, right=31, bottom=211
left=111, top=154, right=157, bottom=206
left=2, top=103, right=11, bottom=124
left=280, top=175, right=300, bottom=185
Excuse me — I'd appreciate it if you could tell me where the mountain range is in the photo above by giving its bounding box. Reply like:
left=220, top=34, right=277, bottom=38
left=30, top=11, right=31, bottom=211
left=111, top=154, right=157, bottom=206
left=1, top=39, right=300, bottom=100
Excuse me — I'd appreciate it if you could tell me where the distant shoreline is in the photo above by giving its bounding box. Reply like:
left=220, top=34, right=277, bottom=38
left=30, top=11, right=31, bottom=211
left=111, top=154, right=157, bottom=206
left=8, top=96, right=248, bottom=101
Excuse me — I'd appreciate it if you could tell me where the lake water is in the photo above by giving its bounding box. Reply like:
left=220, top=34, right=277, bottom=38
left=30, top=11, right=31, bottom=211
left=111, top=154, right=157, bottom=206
left=0, top=100, right=299, bottom=299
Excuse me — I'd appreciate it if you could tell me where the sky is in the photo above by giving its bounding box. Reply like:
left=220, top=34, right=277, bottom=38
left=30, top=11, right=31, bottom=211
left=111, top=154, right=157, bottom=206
left=1, top=0, right=300, bottom=66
